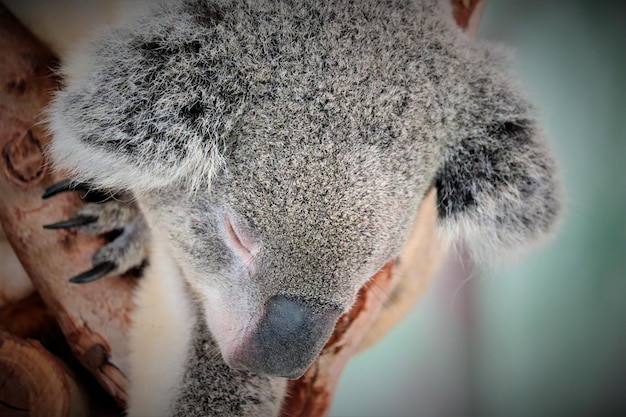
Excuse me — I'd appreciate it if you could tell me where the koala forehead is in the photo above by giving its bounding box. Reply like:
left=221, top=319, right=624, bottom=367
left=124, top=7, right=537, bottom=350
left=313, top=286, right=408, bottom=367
left=51, top=0, right=481, bottom=192
left=215, top=140, right=417, bottom=275
left=48, top=0, right=562, bottom=303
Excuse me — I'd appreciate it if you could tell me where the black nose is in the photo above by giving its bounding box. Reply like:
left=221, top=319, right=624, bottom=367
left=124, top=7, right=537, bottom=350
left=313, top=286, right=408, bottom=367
left=265, top=295, right=308, bottom=340
left=232, top=295, right=342, bottom=379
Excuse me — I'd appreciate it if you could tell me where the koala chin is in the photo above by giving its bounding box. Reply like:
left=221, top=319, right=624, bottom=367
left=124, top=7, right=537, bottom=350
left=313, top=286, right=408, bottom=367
left=44, top=0, right=562, bottom=415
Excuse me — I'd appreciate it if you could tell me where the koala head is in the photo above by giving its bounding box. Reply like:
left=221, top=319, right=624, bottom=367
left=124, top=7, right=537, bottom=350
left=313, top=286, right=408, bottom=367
left=47, top=0, right=561, bottom=378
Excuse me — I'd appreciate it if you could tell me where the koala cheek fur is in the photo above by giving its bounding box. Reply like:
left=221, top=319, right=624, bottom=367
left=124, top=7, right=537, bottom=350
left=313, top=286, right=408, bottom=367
left=44, top=0, right=562, bottom=415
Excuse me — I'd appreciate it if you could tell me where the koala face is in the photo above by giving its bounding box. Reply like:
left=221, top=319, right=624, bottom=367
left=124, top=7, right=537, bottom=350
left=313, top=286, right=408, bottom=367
left=48, top=0, right=561, bottom=379
left=138, top=128, right=426, bottom=378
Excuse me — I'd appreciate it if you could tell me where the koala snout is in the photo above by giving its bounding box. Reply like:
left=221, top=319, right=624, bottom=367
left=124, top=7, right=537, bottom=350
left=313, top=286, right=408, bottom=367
left=231, top=295, right=342, bottom=379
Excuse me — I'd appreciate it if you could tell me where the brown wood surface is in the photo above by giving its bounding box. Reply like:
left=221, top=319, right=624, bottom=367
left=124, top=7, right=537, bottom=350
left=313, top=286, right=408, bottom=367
left=356, top=189, right=444, bottom=353
left=0, top=330, right=89, bottom=417
left=452, top=0, right=486, bottom=34
left=0, top=3, right=133, bottom=408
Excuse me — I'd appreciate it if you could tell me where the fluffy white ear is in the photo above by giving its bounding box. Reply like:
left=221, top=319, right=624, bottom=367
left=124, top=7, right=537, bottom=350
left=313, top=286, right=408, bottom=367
left=44, top=0, right=227, bottom=193
left=434, top=119, right=562, bottom=263
left=45, top=96, right=224, bottom=194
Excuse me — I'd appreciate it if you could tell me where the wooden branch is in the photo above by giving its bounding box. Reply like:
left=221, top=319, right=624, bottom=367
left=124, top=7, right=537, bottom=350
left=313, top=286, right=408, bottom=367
left=0, top=330, right=88, bottom=417
left=0, top=4, right=132, bottom=408
left=452, top=0, right=486, bottom=36
left=356, top=189, right=444, bottom=353
left=0, top=1, right=485, bottom=416
left=0, top=225, right=34, bottom=307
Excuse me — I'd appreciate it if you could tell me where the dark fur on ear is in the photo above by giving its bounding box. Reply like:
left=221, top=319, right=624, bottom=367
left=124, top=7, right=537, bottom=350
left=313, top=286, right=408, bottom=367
left=435, top=117, right=561, bottom=261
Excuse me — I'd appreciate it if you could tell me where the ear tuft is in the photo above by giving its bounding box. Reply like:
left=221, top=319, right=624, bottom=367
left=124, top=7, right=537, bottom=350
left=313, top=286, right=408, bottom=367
left=435, top=119, right=562, bottom=262
left=44, top=0, right=229, bottom=194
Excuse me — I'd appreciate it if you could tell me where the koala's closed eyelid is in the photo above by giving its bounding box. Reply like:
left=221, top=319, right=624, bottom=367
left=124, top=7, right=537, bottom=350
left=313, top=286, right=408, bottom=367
left=224, top=216, right=259, bottom=261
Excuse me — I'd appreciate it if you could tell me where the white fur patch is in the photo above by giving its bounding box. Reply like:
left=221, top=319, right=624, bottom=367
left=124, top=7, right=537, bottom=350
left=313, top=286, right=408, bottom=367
left=126, top=232, right=195, bottom=417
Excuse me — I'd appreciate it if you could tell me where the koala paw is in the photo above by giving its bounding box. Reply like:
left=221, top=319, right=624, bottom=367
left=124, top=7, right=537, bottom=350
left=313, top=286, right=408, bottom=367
left=43, top=180, right=150, bottom=284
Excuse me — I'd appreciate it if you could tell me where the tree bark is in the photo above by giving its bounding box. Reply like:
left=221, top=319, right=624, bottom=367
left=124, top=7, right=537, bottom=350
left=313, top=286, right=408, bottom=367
left=0, top=330, right=89, bottom=417
left=0, top=1, right=485, bottom=416
left=0, top=4, right=132, bottom=409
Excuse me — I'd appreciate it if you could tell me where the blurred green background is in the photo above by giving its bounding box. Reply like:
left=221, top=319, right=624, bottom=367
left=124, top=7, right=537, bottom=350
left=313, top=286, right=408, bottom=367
left=331, top=1, right=626, bottom=416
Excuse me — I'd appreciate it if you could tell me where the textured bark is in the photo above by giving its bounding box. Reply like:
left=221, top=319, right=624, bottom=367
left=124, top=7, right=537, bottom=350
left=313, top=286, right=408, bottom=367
left=0, top=225, right=34, bottom=307
left=452, top=0, right=487, bottom=36
left=0, top=1, right=485, bottom=416
left=0, top=330, right=88, bottom=417
left=0, top=4, right=132, bottom=409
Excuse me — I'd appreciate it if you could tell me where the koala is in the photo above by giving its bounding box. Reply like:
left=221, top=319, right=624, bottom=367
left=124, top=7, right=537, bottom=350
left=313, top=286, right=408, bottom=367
left=40, top=0, right=561, bottom=415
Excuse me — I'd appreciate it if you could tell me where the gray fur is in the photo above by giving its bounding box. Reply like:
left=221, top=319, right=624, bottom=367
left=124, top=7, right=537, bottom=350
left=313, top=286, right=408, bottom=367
left=46, top=0, right=562, bottom=415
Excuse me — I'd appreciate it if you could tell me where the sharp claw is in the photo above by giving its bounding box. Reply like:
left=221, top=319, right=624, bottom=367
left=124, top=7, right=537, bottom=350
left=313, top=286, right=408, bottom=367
left=43, top=215, right=98, bottom=230
left=42, top=179, right=83, bottom=199
left=43, top=180, right=115, bottom=203
left=80, top=189, right=116, bottom=204
left=69, top=261, right=116, bottom=284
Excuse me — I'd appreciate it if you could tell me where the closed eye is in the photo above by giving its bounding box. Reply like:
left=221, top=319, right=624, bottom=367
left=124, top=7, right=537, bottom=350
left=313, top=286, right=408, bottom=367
left=224, top=216, right=259, bottom=272
left=225, top=216, right=249, bottom=253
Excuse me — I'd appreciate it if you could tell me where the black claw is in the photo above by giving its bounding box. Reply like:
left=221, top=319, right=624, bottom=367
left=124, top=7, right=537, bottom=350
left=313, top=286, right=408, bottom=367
left=43, top=215, right=98, bottom=230
left=43, top=179, right=116, bottom=203
left=80, top=189, right=116, bottom=204
left=69, top=261, right=116, bottom=284
left=42, top=179, right=85, bottom=199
